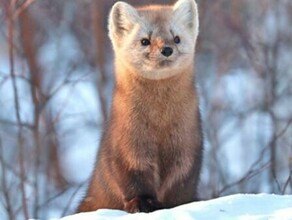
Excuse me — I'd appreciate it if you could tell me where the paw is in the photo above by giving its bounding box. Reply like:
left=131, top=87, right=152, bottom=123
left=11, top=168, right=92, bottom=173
left=124, top=196, right=162, bottom=213
left=139, top=196, right=162, bottom=212
left=124, top=197, right=140, bottom=213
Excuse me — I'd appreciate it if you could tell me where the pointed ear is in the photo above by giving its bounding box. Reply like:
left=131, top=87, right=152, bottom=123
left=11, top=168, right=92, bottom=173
left=108, top=1, right=139, bottom=43
left=173, top=0, right=199, bottom=34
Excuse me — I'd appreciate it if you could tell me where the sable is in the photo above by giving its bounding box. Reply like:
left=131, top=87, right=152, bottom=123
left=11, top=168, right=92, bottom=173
left=77, top=0, right=203, bottom=213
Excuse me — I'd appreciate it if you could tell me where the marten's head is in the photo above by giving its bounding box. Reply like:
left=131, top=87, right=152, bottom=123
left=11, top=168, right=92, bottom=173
left=108, top=0, right=199, bottom=80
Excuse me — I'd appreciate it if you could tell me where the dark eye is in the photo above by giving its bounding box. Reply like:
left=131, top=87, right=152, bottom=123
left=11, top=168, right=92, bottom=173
left=141, top=38, right=151, bottom=46
left=174, top=36, right=180, bottom=44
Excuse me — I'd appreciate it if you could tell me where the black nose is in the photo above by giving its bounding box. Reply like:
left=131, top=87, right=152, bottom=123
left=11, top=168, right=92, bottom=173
left=160, top=47, right=173, bottom=57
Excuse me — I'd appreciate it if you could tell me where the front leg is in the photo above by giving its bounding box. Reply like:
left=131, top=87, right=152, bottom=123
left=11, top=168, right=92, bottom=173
left=117, top=167, right=162, bottom=213
left=111, top=125, right=162, bottom=212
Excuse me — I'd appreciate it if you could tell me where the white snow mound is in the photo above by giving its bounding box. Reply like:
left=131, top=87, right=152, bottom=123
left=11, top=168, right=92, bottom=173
left=60, top=194, right=292, bottom=220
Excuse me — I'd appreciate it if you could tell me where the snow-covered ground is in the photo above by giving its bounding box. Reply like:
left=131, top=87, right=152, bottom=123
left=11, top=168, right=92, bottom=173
left=60, top=194, right=292, bottom=220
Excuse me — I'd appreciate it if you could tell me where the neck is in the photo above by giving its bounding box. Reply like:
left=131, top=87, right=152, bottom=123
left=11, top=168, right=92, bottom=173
left=115, top=62, right=195, bottom=95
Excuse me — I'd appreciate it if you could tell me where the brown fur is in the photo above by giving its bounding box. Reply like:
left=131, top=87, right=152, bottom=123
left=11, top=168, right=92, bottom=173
left=77, top=0, right=202, bottom=213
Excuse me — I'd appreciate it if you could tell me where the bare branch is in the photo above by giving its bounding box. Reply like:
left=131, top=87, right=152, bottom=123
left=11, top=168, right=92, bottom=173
left=218, top=162, right=271, bottom=196
left=13, top=0, right=37, bottom=19
left=7, top=0, right=29, bottom=218
left=0, top=138, right=15, bottom=220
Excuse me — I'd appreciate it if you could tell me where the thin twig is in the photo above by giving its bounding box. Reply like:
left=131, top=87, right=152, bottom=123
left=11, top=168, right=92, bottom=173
left=0, top=119, right=34, bottom=129
left=218, top=162, right=271, bottom=196
left=8, top=1, right=29, bottom=219
left=0, top=138, right=15, bottom=220
left=218, top=144, right=270, bottom=195
left=282, top=170, right=292, bottom=194
left=13, top=0, right=37, bottom=19
left=19, top=8, right=43, bottom=217
left=276, top=118, right=292, bottom=139
left=61, top=184, right=85, bottom=217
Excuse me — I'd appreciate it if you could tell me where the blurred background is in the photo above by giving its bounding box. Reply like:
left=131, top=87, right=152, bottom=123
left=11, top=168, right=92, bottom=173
left=0, top=0, right=291, bottom=219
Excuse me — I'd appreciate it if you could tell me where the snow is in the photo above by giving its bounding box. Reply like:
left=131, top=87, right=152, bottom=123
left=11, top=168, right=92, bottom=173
left=59, top=194, right=292, bottom=220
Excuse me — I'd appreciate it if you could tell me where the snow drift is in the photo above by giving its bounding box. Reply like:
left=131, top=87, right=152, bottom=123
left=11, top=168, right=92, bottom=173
left=60, top=194, right=292, bottom=220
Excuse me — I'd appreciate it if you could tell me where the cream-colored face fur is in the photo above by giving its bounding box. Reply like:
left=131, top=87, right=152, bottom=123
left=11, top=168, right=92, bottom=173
left=109, top=0, right=199, bottom=80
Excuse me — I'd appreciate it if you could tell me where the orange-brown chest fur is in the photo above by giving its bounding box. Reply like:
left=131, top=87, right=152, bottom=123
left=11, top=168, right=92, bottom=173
left=113, top=66, right=197, bottom=141
left=109, top=66, right=200, bottom=194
